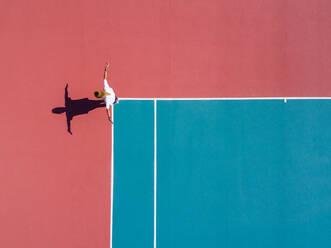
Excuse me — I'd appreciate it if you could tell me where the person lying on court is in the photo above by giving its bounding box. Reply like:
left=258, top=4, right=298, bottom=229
left=94, top=62, right=119, bottom=124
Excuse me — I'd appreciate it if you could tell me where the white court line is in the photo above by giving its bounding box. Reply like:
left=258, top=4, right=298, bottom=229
left=154, top=100, right=157, bottom=248
left=110, top=107, right=114, bottom=248
left=119, top=97, right=331, bottom=100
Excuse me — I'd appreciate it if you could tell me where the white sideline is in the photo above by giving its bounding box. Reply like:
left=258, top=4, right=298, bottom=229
left=110, top=107, right=114, bottom=248
left=119, top=97, right=331, bottom=100
left=154, top=100, right=157, bottom=248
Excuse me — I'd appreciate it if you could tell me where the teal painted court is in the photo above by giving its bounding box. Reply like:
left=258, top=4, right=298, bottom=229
left=113, top=100, right=331, bottom=248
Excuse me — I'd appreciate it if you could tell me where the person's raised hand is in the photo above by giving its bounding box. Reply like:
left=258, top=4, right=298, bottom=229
left=108, top=117, right=113, bottom=124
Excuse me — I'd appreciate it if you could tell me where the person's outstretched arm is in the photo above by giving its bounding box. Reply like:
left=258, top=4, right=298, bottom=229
left=106, top=108, right=113, bottom=124
left=104, top=62, right=110, bottom=80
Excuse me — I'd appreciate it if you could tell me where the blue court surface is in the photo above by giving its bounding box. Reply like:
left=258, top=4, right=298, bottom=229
left=112, top=99, right=331, bottom=248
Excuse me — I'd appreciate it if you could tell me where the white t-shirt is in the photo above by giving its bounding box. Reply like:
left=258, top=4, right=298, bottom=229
left=104, top=79, right=116, bottom=109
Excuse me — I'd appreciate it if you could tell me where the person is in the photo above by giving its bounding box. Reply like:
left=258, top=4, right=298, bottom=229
left=94, top=62, right=119, bottom=123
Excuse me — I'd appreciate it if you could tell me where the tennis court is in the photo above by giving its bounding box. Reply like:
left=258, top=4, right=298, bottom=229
left=112, top=99, right=331, bottom=248
left=2, top=0, right=331, bottom=247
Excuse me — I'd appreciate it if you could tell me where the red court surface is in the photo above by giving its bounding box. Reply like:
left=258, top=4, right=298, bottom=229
left=0, top=0, right=330, bottom=247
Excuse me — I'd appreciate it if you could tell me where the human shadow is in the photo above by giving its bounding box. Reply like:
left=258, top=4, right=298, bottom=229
left=52, top=84, right=105, bottom=135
